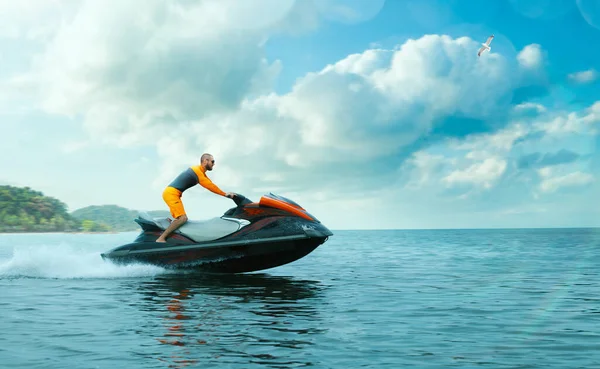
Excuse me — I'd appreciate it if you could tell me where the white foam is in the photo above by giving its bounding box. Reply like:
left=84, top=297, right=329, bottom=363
left=0, top=243, right=168, bottom=279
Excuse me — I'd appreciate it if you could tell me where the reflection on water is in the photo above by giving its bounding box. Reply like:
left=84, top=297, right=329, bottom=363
left=128, top=273, right=327, bottom=368
left=3, top=230, right=600, bottom=369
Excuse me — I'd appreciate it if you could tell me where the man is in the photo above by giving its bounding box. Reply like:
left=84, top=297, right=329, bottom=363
left=156, top=153, right=235, bottom=243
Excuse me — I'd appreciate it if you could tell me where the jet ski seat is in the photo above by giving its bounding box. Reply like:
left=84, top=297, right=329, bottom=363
left=137, top=212, right=246, bottom=243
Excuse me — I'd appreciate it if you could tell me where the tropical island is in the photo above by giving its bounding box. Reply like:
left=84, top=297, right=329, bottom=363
left=0, top=185, right=168, bottom=233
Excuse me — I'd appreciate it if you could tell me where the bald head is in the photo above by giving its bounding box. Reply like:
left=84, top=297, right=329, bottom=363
left=201, top=153, right=215, bottom=171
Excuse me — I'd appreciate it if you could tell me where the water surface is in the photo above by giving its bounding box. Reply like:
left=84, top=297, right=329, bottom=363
left=1, top=228, right=599, bottom=368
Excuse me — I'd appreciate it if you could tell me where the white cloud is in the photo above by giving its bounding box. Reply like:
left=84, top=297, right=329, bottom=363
left=437, top=133, right=518, bottom=190
left=11, top=17, right=555, bottom=204
left=0, top=0, right=78, bottom=40
left=7, top=1, right=596, bottom=227
left=568, top=68, right=598, bottom=84
left=513, top=102, right=547, bottom=114
left=443, top=157, right=508, bottom=190
left=533, top=103, right=600, bottom=135
left=517, top=44, right=543, bottom=69
left=1, top=1, right=598, bottom=230
left=24, top=0, right=296, bottom=146
left=402, top=152, right=456, bottom=190
left=270, top=35, right=525, bottom=161
left=399, top=96, right=600, bottom=202
left=154, top=34, right=546, bottom=199
left=539, top=170, right=594, bottom=193
left=408, top=123, right=529, bottom=195
left=452, top=123, right=530, bottom=152
left=537, top=166, right=553, bottom=178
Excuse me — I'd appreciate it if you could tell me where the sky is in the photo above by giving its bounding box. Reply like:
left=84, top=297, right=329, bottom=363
left=1, top=0, right=600, bottom=230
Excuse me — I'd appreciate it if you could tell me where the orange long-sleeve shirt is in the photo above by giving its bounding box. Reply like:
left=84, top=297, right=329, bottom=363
left=167, top=165, right=226, bottom=196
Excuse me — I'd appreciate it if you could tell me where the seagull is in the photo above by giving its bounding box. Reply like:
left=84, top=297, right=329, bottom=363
left=477, top=34, right=494, bottom=57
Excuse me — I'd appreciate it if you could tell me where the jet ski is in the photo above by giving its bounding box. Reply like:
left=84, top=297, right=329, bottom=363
left=100, top=193, right=333, bottom=273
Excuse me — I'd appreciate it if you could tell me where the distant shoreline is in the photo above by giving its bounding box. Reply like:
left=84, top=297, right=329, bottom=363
left=1, top=185, right=169, bottom=237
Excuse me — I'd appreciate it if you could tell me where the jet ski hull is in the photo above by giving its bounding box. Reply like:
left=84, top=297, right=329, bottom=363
left=101, top=193, right=333, bottom=273
left=101, top=235, right=327, bottom=273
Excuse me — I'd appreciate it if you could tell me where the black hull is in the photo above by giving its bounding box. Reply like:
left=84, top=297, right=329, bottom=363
left=101, top=236, right=327, bottom=273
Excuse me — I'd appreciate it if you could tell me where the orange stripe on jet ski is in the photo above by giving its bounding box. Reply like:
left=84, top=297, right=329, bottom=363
left=259, top=196, right=314, bottom=221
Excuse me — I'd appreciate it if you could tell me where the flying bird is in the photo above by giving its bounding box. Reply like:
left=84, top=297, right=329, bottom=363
left=477, top=34, right=494, bottom=57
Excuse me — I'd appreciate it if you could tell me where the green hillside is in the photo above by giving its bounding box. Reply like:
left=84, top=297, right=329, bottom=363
left=70, top=205, right=138, bottom=232
left=70, top=205, right=170, bottom=232
left=0, top=185, right=170, bottom=233
left=0, top=185, right=82, bottom=232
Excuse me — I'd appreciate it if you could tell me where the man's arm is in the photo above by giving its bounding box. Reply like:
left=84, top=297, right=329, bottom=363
left=198, top=174, right=227, bottom=196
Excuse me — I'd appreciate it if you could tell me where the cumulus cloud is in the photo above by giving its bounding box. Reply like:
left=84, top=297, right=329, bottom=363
left=533, top=102, right=600, bottom=135
left=443, top=157, right=508, bottom=190
left=8, top=0, right=586, bottom=206
left=3, top=0, right=599, bottom=230
left=513, top=102, right=547, bottom=116
left=23, top=0, right=302, bottom=147
left=146, top=34, right=547, bottom=198
left=568, top=68, right=598, bottom=84
left=18, top=18, right=554, bottom=200
left=451, top=123, right=530, bottom=153
left=402, top=123, right=529, bottom=197
left=538, top=169, right=594, bottom=193
left=517, top=44, right=544, bottom=69
left=400, top=98, right=599, bottom=203
left=0, top=0, right=78, bottom=40
left=402, top=152, right=457, bottom=190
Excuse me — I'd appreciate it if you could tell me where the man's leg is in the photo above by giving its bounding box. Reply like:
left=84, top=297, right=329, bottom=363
left=157, top=187, right=187, bottom=243
left=156, top=214, right=188, bottom=243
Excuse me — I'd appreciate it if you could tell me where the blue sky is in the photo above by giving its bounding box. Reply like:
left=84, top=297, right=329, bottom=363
left=1, top=0, right=599, bottom=230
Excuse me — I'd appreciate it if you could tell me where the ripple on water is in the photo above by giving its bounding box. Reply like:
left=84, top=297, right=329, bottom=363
left=1, top=229, right=600, bottom=368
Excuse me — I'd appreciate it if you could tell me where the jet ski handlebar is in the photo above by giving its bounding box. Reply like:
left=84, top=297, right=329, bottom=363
left=232, top=193, right=252, bottom=207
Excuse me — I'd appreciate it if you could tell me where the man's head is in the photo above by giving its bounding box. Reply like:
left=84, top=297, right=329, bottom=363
left=201, top=153, right=215, bottom=171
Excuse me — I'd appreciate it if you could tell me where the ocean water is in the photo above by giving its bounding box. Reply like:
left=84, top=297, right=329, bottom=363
left=1, top=228, right=599, bottom=368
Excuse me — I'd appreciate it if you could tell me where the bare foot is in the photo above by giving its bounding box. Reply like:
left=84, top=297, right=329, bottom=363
left=156, top=239, right=166, bottom=243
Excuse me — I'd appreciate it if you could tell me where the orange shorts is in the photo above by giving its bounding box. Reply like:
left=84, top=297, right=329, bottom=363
left=162, top=187, right=186, bottom=219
